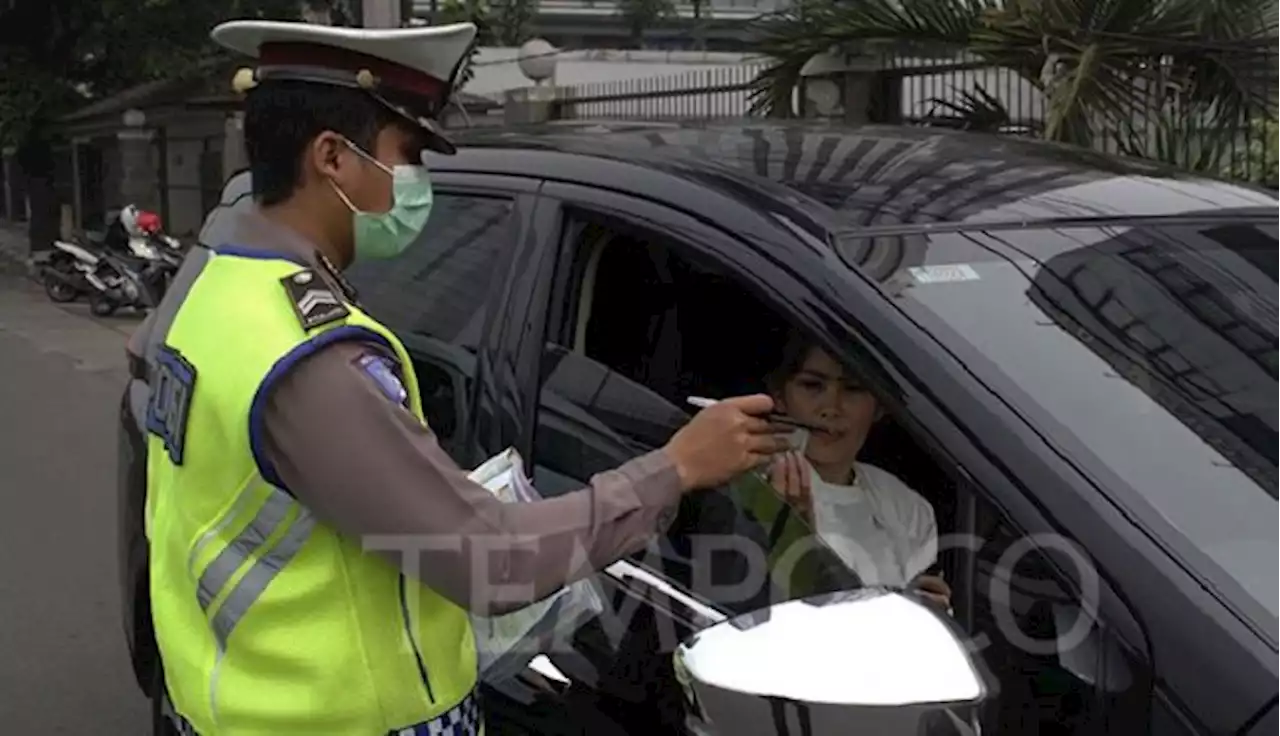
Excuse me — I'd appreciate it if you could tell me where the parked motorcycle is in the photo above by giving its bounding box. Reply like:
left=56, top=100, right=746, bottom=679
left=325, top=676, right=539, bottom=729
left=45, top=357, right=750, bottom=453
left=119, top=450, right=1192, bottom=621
left=34, top=205, right=185, bottom=315
left=34, top=238, right=95, bottom=303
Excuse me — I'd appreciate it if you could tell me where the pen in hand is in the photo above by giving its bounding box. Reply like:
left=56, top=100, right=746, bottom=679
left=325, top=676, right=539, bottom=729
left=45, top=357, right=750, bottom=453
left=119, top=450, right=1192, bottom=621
left=686, top=396, right=825, bottom=433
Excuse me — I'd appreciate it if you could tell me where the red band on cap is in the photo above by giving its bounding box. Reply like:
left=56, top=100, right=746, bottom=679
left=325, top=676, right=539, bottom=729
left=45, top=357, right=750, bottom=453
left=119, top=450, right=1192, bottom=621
left=259, top=42, right=448, bottom=102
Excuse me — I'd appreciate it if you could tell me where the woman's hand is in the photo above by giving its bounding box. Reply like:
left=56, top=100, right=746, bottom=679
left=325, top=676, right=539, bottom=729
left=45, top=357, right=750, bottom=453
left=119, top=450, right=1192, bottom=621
left=909, top=574, right=952, bottom=612
left=767, top=451, right=814, bottom=523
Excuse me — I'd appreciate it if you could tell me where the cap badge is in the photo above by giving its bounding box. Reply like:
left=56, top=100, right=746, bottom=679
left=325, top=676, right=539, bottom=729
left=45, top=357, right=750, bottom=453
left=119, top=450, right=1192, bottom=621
left=232, top=67, right=258, bottom=94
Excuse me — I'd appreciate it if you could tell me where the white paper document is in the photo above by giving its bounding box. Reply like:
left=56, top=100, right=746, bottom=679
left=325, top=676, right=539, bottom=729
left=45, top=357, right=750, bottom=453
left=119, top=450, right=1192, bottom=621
left=466, top=448, right=604, bottom=684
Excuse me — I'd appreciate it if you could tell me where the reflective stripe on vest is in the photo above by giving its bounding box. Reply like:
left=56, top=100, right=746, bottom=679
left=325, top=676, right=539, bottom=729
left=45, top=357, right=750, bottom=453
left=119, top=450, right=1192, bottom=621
left=197, top=489, right=315, bottom=644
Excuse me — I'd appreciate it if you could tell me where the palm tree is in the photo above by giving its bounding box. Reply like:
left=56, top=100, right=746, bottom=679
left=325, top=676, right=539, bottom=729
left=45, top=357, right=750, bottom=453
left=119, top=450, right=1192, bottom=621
left=748, top=0, right=1278, bottom=165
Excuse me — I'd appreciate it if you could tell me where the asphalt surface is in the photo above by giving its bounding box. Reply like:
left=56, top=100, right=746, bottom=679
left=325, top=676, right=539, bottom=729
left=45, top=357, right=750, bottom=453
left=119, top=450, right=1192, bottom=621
left=0, top=275, right=150, bottom=732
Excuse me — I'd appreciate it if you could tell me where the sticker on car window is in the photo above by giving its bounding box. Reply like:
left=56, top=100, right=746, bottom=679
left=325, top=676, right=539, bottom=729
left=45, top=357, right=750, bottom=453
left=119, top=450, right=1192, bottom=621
left=908, top=264, right=981, bottom=284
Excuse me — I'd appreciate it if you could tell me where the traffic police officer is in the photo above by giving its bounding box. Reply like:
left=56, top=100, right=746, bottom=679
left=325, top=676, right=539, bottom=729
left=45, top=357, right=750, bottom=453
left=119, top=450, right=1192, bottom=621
left=130, top=18, right=792, bottom=736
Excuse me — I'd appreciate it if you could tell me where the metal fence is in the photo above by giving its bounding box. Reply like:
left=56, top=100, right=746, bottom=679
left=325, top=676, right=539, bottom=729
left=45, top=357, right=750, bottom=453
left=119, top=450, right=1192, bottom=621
left=558, top=64, right=764, bottom=120
left=555, top=55, right=1278, bottom=188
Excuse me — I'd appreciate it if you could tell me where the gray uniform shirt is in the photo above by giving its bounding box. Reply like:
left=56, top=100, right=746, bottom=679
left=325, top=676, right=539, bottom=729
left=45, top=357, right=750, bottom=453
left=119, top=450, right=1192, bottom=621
left=130, top=209, right=683, bottom=614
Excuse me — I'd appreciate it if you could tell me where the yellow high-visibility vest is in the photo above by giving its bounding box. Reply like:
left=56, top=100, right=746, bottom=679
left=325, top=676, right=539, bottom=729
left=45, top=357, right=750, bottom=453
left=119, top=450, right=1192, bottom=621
left=143, top=248, right=478, bottom=735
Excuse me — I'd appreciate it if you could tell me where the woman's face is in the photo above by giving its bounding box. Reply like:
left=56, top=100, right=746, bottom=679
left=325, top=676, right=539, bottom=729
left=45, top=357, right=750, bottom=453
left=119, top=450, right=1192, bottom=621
left=775, top=347, right=880, bottom=469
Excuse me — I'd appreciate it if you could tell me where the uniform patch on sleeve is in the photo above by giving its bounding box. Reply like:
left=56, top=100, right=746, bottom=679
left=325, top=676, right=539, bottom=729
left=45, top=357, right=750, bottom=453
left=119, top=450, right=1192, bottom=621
left=146, top=344, right=197, bottom=465
left=357, top=353, right=408, bottom=407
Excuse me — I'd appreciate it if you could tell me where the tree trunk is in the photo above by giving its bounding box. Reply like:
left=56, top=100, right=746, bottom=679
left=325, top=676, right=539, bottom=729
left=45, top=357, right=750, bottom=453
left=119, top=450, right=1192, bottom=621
left=16, top=134, right=59, bottom=255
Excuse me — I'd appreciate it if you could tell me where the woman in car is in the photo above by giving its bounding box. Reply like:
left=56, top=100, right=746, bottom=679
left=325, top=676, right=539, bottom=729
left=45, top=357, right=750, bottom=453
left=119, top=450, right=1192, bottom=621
left=753, top=333, right=951, bottom=608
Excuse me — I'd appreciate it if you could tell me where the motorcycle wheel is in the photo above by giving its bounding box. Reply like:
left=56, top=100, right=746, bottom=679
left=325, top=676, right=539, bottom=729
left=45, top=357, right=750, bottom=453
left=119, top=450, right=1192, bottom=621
left=43, top=273, right=78, bottom=303
left=90, top=292, right=118, bottom=317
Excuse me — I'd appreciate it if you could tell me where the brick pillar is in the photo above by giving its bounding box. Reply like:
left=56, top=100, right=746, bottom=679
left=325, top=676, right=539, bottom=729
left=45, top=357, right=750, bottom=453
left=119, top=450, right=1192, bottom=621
left=503, top=85, right=559, bottom=126
left=117, top=128, right=161, bottom=213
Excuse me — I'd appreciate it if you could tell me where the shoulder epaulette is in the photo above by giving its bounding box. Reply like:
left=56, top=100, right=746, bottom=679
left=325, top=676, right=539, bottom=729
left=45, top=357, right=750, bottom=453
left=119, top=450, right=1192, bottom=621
left=280, top=268, right=349, bottom=331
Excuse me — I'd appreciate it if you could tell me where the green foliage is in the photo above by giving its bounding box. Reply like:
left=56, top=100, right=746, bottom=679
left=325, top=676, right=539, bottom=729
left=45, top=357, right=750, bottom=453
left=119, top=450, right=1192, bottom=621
left=747, top=0, right=1279, bottom=176
left=923, top=82, right=1042, bottom=134
left=434, top=0, right=537, bottom=91
left=487, top=0, right=539, bottom=46
left=1117, top=105, right=1231, bottom=175
left=0, top=0, right=303, bottom=147
left=436, top=0, right=491, bottom=89
left=1224, top=114, right=1279, bottom=187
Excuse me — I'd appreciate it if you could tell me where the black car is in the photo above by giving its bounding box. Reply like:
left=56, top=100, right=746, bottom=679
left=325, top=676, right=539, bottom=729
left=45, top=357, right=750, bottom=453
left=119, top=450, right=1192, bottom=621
left=119, top=120, right=1279, bottom=735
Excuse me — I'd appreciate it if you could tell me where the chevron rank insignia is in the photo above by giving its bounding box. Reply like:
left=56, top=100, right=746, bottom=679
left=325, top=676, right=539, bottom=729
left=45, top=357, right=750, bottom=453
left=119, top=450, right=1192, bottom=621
left=282, top=268, right=349, bottom=330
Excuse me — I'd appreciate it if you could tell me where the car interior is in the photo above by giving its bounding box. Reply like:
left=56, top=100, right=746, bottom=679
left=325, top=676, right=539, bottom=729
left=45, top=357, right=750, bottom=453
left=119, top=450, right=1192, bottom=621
left=533, top=208, right=1146, bottom=736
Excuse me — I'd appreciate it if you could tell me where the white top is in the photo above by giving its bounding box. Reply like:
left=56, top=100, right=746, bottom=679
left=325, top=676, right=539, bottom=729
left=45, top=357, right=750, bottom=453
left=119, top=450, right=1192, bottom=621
left=809, top=462, right=937, bottom=588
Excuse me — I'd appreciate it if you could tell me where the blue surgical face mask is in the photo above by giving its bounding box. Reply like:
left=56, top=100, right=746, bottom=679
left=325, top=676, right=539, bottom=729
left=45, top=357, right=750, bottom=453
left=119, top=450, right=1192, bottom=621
left=329, top=139, right=434, bottom=261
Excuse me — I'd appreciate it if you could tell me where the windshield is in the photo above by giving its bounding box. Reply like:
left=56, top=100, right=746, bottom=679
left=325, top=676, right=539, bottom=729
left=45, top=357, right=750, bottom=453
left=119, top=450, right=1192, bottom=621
left=838, top=215, right=1278, bottom=625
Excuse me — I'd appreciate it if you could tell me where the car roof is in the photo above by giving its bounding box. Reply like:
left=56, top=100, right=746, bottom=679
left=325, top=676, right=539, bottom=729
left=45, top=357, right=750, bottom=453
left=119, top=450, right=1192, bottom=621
left=432, top=119, right=1277, bottom=233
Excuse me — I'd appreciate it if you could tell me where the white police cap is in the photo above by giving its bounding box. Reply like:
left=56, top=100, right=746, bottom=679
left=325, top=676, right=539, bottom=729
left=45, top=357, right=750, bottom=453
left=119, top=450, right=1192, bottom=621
left=211, top=20, right=478, bottom=154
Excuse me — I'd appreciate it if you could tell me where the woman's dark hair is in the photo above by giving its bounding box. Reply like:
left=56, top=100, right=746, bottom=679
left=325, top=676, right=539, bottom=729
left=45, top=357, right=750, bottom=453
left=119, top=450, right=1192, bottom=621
left=242, top=81, right=401, bottom=206
left=765, top=331, right=817, bottom=395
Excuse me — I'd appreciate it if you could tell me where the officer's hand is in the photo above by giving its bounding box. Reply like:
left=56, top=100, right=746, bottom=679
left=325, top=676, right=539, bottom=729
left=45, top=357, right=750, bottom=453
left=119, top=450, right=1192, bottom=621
left=665, top=394, right=791, bottom=492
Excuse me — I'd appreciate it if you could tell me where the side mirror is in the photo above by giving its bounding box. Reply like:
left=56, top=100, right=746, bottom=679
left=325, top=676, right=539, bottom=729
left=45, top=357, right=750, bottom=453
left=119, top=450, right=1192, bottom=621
left=674, top=589, right=987, bottom=736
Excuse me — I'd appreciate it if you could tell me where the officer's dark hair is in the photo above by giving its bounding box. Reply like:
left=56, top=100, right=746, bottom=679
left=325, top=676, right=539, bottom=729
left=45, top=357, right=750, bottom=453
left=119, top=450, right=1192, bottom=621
left=243, top=80, right=400, bottom=206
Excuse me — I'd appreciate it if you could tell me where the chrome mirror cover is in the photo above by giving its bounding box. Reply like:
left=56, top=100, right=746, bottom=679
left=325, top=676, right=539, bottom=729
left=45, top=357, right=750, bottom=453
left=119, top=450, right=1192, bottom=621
left=674, top=589, right=987, bottom=735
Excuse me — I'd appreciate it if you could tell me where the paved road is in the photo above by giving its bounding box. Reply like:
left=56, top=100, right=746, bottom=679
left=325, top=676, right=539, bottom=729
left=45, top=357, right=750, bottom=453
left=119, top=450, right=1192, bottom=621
left=0, top=275, right=150, bottom=732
